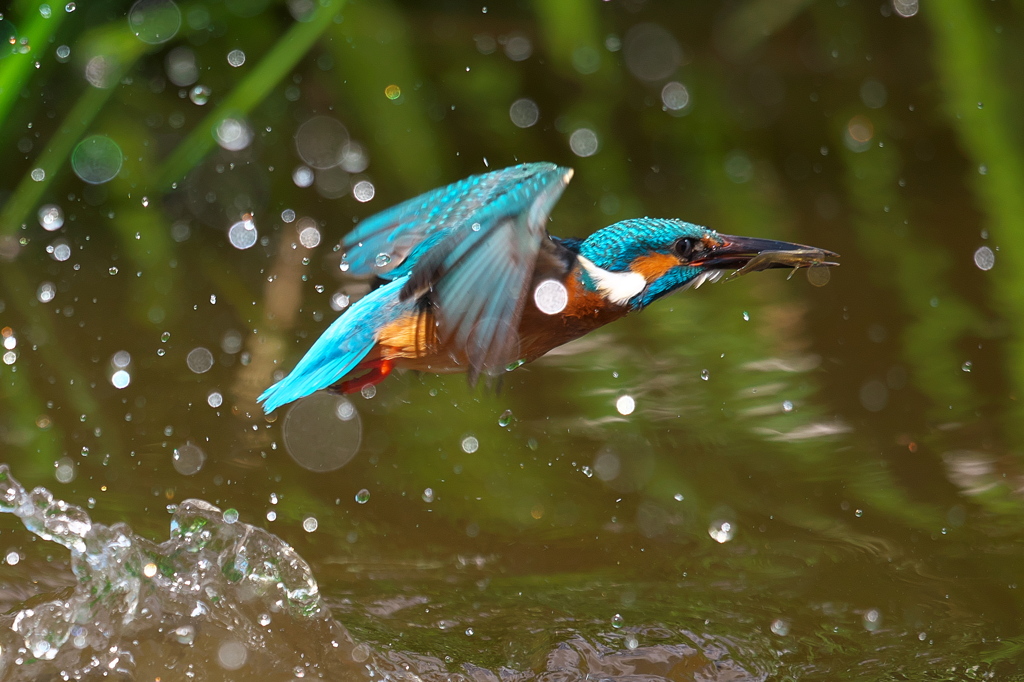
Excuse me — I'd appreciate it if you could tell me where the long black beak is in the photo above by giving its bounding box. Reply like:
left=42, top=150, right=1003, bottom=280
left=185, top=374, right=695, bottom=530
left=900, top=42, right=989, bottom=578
left=693, top=234, right=839, bottom=276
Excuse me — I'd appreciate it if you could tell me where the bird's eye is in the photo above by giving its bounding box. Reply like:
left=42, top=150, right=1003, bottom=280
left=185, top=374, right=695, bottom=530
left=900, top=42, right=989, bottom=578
left=673, top=238, right=698, bottom=260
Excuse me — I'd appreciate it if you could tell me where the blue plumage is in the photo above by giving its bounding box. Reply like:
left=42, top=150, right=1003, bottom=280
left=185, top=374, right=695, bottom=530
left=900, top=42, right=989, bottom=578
left=257, top=278, right=415, bottom=413
left=258, top=162, right=837, bottom=413
left=578, top=219, right=712, bottom=272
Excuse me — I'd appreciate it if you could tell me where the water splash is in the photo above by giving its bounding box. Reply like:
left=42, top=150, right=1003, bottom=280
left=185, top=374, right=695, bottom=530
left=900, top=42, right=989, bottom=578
left=0, top=465, right=354, bottom=679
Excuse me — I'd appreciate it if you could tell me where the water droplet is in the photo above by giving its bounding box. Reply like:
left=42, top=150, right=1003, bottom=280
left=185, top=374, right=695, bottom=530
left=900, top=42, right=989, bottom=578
left=37, top=281, right=56, bottom=303
left=38, top=204, right=64, bottom=230
left=509, top=98, right=539, bottom=128
left=226, top=49, right=245, bottom=67
left=673, top=493, right=684, bottom=501
left=374, top=252, right=392, bottom=268
left=65, top=2, right=76, bottom=10
left=128, top=0, right=181, bottom=44
left=172, top=625, right=195, bottom=645
left=293, top=165, right=314, bottom=187
left=700, top=369, right=710, bottom=381
left=172, top=442, right=206, bottom=475
left=222, top=508, right=239, bottom=523
left=299, top=225, right=321, bottom=249
left=54, top=457, right=75, bottom=483
left=258, top=613, right=272, bottom=626
left=855, top=508, right=864, bottom=518
left=465, top=627, right=474, bottom=636
left=189, top=84, right=210, bottom=105
left=961, top=361, right=972, bottom=373
left=51, top=241, right=71, bottom=261
left=217, top=640, right=247, bottom=670
left=186, top=347, right=214, bottom=374
left=615, top=395, right=635, bottom=415
left=708, top=519, right=735, bottom=543
left=533, top=279, right=568, bottom=315
left=207, top=391, right=223, bottom=408
left=461, top=435, right=479, bottom=453
left=71, top=135, right=123, bottom=184
left=160, top=331, right=171, bottom=342
left=581, top=465, right=593, bottom=478
left=302, top=516, right=318, bottom=532
left=742, top=311, right=750, bottom=321
left=770, top=618, right=790, bottom=636
left=110, top=369, right=131, bottom=389
left=214, top=116, right=252, bottom=151
left=352, top=180, right=375, bottom=202
left=30, top=168, right=45, bottom=181
left=227, top=219, right=257, bottom=249
left=782, top=400, right=794, bottom=412
left=108, top=266, right=119, bottom=276
left=862, top=608, right=882, bottom=631
left=498, top=409, right=513, bottom=427
left=569, top=127, right=599, bottom=157
left=660, top=81, right=690, bottom=111
left=355, top=488, right=370, bottom=504
left=611, top=613, right=624, bottom=628
left=422, top=487, right=434, bottom=503
left=973, top=245, right=995, bottom=271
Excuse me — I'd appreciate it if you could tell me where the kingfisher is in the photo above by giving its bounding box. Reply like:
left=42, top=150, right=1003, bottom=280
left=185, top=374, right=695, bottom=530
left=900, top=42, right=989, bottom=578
left=258, top=162, right=836, bottom=413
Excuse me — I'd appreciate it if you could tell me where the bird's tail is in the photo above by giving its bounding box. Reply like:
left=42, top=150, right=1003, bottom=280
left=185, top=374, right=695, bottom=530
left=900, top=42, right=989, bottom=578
left=257, top=279, right=407, bottom=414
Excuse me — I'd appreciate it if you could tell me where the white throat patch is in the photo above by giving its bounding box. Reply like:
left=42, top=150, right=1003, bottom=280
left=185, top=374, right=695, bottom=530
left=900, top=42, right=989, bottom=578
left=577, top=256, right=647, bottom=306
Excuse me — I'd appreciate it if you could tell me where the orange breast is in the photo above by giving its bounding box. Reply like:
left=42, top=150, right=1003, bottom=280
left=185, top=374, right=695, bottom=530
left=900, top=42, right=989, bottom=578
left=517, top=272, right=628, bottom=363
left=373, top=272, right=628, bottom=374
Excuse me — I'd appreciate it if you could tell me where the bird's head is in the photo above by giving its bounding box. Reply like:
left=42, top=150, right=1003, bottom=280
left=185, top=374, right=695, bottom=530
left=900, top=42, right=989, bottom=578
left=577, top=218, right=836, bottom=310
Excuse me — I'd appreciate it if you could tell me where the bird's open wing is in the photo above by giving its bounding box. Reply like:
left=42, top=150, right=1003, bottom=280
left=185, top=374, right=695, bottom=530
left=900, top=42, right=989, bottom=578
left=342, top=162, right=573, bottom=381
left=341, top=163, right=569, bottom=279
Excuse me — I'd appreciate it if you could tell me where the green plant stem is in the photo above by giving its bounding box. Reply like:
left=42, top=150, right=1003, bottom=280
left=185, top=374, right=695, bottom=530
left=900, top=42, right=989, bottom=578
left=0, top=34, right=146, bottom=236
left=155, top=0, right=345, bottom=191
left=0, top=0, right=69, bottom=132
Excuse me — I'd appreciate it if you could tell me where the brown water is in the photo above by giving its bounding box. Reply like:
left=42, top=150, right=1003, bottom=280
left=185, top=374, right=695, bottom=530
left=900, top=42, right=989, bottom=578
left=1, top=1, right=1023, bottom=679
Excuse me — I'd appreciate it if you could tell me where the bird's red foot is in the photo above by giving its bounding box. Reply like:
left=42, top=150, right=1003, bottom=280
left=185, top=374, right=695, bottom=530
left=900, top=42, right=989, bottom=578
left=330, top=358, right=395, bottom=395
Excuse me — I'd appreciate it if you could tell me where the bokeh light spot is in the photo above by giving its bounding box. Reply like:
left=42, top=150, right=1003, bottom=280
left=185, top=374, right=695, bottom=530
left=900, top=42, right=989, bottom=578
left=533, top=279, right=567, bottom=315
left=186, top=347, right=214, bottom=374
left=623, top=23, right=682, bottom=82
left=294, top=116, right=349, bottom=169
left=974, top=245, right=995, bottom=271
left=128, top=0, right=182, bottom=45
left=172, top=442, right=206, bottom=476
left=71, top=136, right=123, bottom=185
left=282, top=393, right=362, bottom=472
left=509, top=98, right=539, bottom=128
left=569, top=128, right=599, bottom=157
left=228, top=219, right=258, bottom=249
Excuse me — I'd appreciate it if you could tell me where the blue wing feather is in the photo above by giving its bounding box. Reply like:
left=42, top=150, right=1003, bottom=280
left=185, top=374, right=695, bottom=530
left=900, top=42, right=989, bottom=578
left=257, top=278, right=414, bottom=413
left=401, top=167, right=572, bottom=379
left=341, top=162, right=566, bottom=280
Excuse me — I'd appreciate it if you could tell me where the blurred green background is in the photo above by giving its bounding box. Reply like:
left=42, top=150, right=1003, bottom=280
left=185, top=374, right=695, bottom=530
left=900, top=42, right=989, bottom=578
left=2, top=0, right=1024, bottom=678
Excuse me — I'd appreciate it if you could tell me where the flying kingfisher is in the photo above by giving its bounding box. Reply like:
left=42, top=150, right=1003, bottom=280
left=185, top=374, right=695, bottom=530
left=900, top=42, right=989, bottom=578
left=258, top=162, right=836, bottom=413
